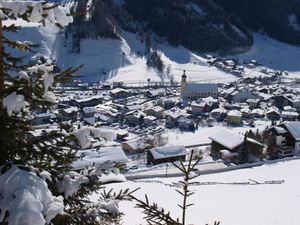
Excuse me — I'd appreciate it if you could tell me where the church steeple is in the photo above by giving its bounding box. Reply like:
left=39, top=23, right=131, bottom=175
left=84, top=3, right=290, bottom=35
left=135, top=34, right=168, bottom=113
left=181, top=70, right=187, bottom=99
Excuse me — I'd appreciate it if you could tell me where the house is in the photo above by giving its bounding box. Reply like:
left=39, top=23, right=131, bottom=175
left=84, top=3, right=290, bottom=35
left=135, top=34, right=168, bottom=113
left=146, top=89, right=165, bottom=98
left=157, top=97, right=177, bottom=109
left=181, top=71, right=218, bottom=101
left=72, top=147, right=128, bottom=170
left=209, top=129, right=264, bottom=158
left=82, top=107, right=96, bottom=118
left=178, top=116, right=195, bottom=131
left=250, top=108, right=265, bottom=118
left=190, top=97, right=218, bottom=115
left=281, top=111, right=298, bottom=121
left=210, top=108, right=227, bottom=121
left=32, top=112, right=55, bottom=125
left=110, top=88, right=129, bottom=99
left=246, top=99, right=260, bottom=108
left=71, top=96, right=102, bottom=108
left=164, top=108, right=183, bottom=128
left=227, top=110, right=242, bottom=126
left=266, top=107, right=281, bottom=121
left=265, top=122, right=300, bottom=157
left=144, top=116, right=157, bottom=126
left=125, top=110, right=146, bottom=127
left=190, top=101, right=206, bottom=115
left=59, top=106, right=79, bottom=122
left=116, top=130, right=129, bottom=141
left=122, top=137, right=151, bottom=154
left=147, top=145, right=187, bottom=165
left=144, top=106, right=164, bottom=118
left=231, top=90, right=255, bottom=103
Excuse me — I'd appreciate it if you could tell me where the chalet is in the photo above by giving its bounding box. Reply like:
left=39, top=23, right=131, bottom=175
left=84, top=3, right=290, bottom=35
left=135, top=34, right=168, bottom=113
left=59, top=106, right=78, bottom=122
left=144, top=106, right=164, bottom=118
left=122, top=137, right=151, bottom=154
left=265, top=122, right=300, bottom=157
left=181, top=71, right=218, bottom=101
left=250, top=108, right=265, bottom=118
left=231, top=90, right=255, bottom=103
left=110, top=88, right=129, bottom=99
left=32, top=112, right=55, bottom=125
left=210, top=108, right=227, bottom=121
left=146, top=89, right=165, bottom=98
left=246, top=99, right=260, bottom=108
left=240, top=107, right=251, bottom=119
left=190, top=101, right=206, bottom=115
left=178, top=116, right=195, bottom=131
left=82, top=107, right=96, bottom=118
left=209, top=129, right=264, bottom=158
left=102, top=83, right=112, bottom=90
left=191, top=97, right=218, bottom=116
left=147, top=146, right=187, bottom=165
left=164, top=108, right=185, bottom=128
left=281, top=111, right=298, bottom=121
left=71, top=97, right=102, bottom=108
left=125, top=110, right=146, bottom=127
left=227, top=110, right=242, bottom=126
left=266, top=107, right=280, bottom=121
left=72, top=147, right=128, bottom=170
left=157, top=97, right=177, bottom=109
left=144, top=116, right=157, bottom=126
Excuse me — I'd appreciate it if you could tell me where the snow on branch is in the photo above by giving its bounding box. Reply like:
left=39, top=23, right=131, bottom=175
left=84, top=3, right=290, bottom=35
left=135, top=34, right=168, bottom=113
left=0, top=165, right=64, bottom=225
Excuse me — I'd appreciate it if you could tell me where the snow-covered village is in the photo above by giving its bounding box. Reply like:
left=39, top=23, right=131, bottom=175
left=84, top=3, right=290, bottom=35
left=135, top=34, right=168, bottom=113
left=1, top=1, right=300, bottom=225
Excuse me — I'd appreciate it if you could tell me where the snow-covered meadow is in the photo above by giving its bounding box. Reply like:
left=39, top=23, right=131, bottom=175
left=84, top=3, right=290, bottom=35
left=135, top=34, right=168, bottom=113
left=96, top=159, right=300, bottom=225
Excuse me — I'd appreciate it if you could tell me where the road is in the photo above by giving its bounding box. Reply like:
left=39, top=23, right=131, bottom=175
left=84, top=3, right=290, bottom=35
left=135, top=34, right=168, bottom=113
left=125, top=161, right=228, bottom=180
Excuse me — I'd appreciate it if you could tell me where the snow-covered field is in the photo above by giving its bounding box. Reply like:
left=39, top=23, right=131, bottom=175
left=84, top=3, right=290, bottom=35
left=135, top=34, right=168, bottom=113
left=95, top=159, right=300, bottom=225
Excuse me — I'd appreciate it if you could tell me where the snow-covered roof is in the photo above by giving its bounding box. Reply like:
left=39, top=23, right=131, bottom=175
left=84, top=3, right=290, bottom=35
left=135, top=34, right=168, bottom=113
left=110, top=88, right=128, bottom=94
left=123, top=137, right=150, bottom=150
left=283, top=122, right=300, bottom=141
left=73, top=147, right=128, bottom=170
left=150, top=146, right=187, bottom=160
left=82, top=107, right=96, bottom=114
left=186, top=83, right=218, bottom=93
left=228, top=110, right=242, bottom=117
left=63, top=106, right=78, bottom=114
left=209, top=129, right=243, bottom=150
left=251, top=108, right=264, bottom=115
left=274, top=126, right=288, bottom=134
left=211, top=107, right=227, bottom=114
left=282, top=111, right=298, bottom=117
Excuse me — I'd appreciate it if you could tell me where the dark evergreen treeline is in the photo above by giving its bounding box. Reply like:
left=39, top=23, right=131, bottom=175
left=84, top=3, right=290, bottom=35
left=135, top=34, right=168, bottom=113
left=66, top=0, right=300, bottom=53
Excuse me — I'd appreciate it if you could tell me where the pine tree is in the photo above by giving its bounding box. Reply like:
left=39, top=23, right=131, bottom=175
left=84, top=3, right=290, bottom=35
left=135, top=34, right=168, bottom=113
left=0, top=2, right=122, bottom=224
left=238, top=134, right=249, bottom=164
left=128, top=150, right=220, bottom=225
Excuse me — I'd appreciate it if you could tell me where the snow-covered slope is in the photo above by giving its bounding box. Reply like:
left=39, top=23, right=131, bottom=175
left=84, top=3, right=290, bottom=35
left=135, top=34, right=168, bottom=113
left=236, top=33, right=300, bottom=76
left=98, top=159, right=300, bottom=225
left=5, top=20, right=300, bottom=83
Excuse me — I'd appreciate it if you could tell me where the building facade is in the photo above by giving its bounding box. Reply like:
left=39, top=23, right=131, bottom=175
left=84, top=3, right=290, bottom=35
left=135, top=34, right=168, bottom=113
left=181, top=71, right=218, bottom=101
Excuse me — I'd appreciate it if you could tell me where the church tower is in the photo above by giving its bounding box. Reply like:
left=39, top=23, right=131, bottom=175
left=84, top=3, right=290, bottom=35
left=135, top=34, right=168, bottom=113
left=181, top=70, right=187, bottom=99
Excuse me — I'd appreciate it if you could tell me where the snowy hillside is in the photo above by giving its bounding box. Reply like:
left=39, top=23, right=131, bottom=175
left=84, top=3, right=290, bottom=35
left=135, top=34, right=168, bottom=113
left=5, top=20, right=300, bottom=83
left=98, top=159, right=300, bottom=225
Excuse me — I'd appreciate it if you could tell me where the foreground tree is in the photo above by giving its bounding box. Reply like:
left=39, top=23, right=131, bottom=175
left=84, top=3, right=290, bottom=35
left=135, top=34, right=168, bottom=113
left=128, top=150, right=220, bottom=225
left=0, top=2, right=122, bottom=224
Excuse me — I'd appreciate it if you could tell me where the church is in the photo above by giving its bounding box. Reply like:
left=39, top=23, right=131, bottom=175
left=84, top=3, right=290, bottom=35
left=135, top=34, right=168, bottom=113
left=181, top=70, right=218, bottom=100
